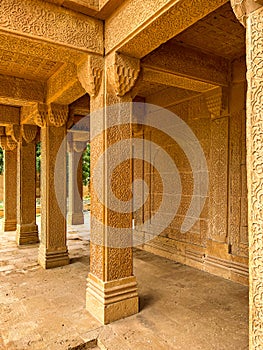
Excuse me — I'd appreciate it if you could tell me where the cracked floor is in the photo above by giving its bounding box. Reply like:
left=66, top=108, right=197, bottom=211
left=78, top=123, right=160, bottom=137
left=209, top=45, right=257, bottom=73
left=0, top=216, right=248, bottom=350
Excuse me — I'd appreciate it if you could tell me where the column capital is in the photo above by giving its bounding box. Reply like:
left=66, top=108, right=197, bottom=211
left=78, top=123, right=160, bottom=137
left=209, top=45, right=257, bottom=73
left=22, top=103, right=68, bottom=128
left=107, top=52, right=140, bottom=97
left=78, top=55, right=104, bottom=98
left=0, top=135, right=17, bottom=151
left=5, top=125, right=20, bottom=143
left=49, top=103, right=69, bottom=127
left=21, top=125, right=38, bottom=144
left=230, top=0, right=263, bottom=26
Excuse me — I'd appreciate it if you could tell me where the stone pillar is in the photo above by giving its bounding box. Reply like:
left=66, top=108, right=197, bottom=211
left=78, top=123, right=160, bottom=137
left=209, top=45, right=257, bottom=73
left=16, top=125, right=39, bottom=245
left=33, top=103, right=69, bottom=269
left=78, top=53, right=140, bottom=324
left=68, top=139, right=84, bottom=225
left=231, top=1, right=263, bottom=348
left=1, top=136, right=17, bottom=231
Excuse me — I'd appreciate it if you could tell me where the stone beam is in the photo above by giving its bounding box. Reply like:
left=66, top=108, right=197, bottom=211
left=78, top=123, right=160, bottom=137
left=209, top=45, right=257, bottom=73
left=0, top=33, right=86, bottom=65
left=0, top=75, right=45, bottom=106
left=142, top=67, right=215, bottom=92
left=0, top=0, right=103, bottom=54
left=0, top=105, right=20, bottom=125
left=105, top=0, right=228, bottom=57
left=46, top=63, right=86, bottom=105
left=142, top=43, right=229, bottom=87
left=146, top=87, right=200, bottom=108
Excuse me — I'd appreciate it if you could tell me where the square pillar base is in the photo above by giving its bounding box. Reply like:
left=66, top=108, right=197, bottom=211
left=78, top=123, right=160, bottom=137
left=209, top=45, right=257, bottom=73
left=67, top=212, right=84, bottom=225
left=16, top=224, right=39, bottom=245
left=86, top=273, right=139, bottom=325
left=3, top=220, right=17, bottom=232
left=38, top=245, right=70, bottom=269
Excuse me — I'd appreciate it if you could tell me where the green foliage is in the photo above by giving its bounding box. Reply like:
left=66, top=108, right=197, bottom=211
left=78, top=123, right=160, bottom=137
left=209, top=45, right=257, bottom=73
left=82, top=144, right=90, bottom=186
left=0, top=142, right=90, bottom=186
left=36, top=142, right=41, bottom=174
left=0, top=148, right=3, bottom=175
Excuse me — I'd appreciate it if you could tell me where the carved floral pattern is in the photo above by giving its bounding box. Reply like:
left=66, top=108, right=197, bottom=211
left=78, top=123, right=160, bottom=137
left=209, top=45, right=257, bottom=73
left=107, top=53, right=140, bottom=96
left=49, top=104, right=68, bottom=127
left=78, top=55, right=103, bottom=97
left=246, top=5, right=263, bottom=349
left=22, top=125, right=38, bottom=143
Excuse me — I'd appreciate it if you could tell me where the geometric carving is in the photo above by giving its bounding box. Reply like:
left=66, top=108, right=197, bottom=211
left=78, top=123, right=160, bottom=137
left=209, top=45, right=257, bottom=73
left=49, top=103, right=68, bottom=127
left=107, top=53, right=140, bottom=96
left=205, top=87, right=223, bottom=119
left=6, top=125, right=21, bottom=143
left=78, top=55, right=104, bottom=98
left=204, top=86, right=229, bottom=120
left=6, top=136, right=17, bottom=151
left=0, top=0, right=103, bottom=54
left=21, top=125, right=38, bottom=143
left=230, top=0, right=263, bottom=26
left=0, top=136, right=9, bottom=151
left=31, top=103, right=48, bottom=127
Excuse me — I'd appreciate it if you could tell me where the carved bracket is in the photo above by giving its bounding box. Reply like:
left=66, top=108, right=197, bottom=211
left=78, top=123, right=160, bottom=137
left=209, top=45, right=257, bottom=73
left=107, top=53, right=140, bottom=97
left=78, top=55, right=104, bottom=98
left=49, top=103, right=69, bottom=127
left=22, top=103, right=49, bottom=128
left=22, top=125, right=38, bottom=143
left=0, top=136, right=17, bottom=151
left=5, top=125, right=21, bottom=143
left=230, top=0, right=263, bottom=26
left=204, top=87, right=228, bottom=119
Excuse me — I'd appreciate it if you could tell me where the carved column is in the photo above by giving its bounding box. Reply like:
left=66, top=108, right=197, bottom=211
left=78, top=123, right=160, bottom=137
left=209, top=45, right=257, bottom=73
left=68, top=138, right=85, bottom=225
left=78, top=53, right=140, bottom=324
left=231, top=1, right=263, bottom=348
left=1, top=136, right=17, bottom=231
left=15, top=125, right=39, bottom=245
left=33, top=103, right=70, bottom=269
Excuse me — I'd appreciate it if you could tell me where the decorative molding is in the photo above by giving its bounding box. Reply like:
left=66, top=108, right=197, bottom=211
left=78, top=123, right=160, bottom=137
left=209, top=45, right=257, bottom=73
left=0, top=135, right=17, bottom=151
left=107, top=53, right=140, bottom=96
left=0, top=0, right=103, bottom=54
left=49, top=104, right=69, bottom=127
left=21, top=125, right=38, bottom=143
left=5, top=125, right=21, bottom=143
left=0, top=136, right=8, bottom=151
left=230, top=0, right=263, bottom=26
left=78, top=55, right=104, bottom=97
left=246, top=5, right=263, bottom=348
left=6, top=136, right=17, bottom=151
left=205, top=88, right=223, bottom=119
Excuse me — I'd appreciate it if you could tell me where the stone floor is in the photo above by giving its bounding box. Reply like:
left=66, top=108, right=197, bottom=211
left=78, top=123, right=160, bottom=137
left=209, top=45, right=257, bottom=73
left=0, top=215, right=249, bottom=350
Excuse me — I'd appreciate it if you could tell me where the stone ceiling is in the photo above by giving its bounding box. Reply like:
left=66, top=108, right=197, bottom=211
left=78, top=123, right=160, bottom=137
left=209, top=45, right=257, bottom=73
left=173, top=2, right=245, bottom=60
left=0, top=49, right=63, bottom=81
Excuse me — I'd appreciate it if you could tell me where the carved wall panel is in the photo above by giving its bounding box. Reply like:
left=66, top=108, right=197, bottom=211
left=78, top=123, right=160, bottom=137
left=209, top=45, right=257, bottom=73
left=0, top=0, right=103, bottom=53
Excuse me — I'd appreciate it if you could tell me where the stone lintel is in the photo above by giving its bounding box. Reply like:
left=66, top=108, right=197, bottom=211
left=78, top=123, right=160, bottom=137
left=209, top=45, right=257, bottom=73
left=0, top=0, right=103, bottom=54
left=142, top=42, right=229, bottom=87
left=105, top=0, right=228, bottom=57
left=0, top=105, right=20, bottom=126
left=47, top=63, right=86, bottom=105
left=0, top=75, right=45, bottom=106
left=86, top=273, right=139, bottom=324
left=143, top=67, right=215, bottom=92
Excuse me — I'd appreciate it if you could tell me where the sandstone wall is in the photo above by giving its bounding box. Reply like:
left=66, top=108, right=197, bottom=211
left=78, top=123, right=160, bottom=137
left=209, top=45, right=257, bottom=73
left=135, top=56, right=248, bottom=285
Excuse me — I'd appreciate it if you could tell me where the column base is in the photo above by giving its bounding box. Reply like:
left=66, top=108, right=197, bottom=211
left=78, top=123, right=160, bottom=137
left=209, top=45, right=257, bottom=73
left=3, top=219, right=17, bottom=232
left=86, top=273, right=139, bottom=325
left=67, top=212, right=84, bottom=225
left=16, top=224, right=39, bottom=245
left=38, top=245, right=70, bottom=269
